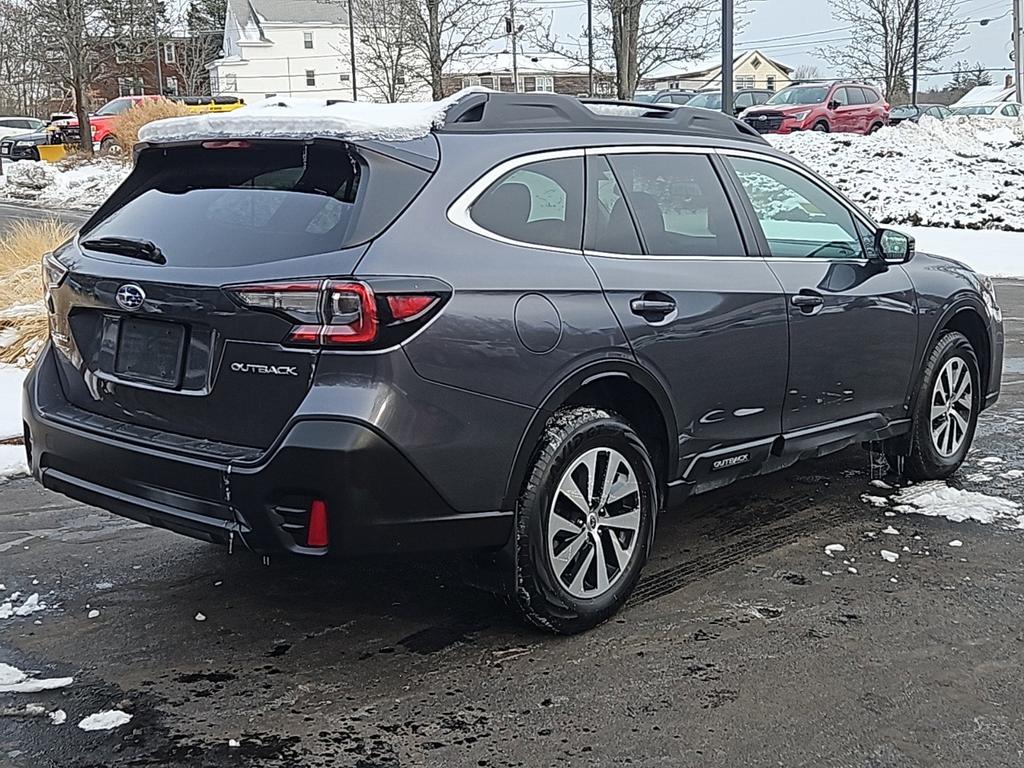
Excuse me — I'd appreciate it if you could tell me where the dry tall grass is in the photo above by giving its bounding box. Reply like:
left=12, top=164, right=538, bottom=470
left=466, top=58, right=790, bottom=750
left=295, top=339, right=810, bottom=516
left=0, top=219, right=74, bottom=366
left=110, top=97, right=192, bottom=156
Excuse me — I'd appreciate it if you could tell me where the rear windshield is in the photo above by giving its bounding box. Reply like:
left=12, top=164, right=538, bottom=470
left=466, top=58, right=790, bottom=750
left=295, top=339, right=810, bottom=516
left=82, top=141, right=429, bottom=267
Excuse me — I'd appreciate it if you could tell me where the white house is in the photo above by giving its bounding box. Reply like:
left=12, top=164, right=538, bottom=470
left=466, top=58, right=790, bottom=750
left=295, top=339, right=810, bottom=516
left=208, top=0, right=427, bottom=103
left=641, top=50, right=794, bottom=93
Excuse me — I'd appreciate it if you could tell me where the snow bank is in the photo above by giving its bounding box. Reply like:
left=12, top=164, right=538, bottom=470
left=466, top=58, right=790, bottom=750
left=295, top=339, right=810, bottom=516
left=769, top=117, right=1024, bottom=231
left=0, top=157, right=128, bottom=211
left=892, top=481, right=1023, bottom=527
left=139, top=88, right=487, bottom=145
left=0, top=365, right=26, bottom=440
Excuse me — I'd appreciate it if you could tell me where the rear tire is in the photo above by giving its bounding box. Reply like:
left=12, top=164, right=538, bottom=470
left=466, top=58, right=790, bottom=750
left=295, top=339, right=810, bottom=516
left=868, top=122, right=883, bottom=133
left=890, top=331, right=980, bottom=481
left=812, top=121, right=830, bottom=132
left=99, top=136, right=120, bottom=155
left=511, top=407, right=657, bottom=634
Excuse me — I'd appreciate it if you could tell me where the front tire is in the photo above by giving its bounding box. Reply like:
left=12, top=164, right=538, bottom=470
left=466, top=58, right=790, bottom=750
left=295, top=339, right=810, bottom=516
left=894, top=331, right=980, bottom=481
left=512, top=407, right=657, bottom=634
left=813, top=121, right=830, bottom=132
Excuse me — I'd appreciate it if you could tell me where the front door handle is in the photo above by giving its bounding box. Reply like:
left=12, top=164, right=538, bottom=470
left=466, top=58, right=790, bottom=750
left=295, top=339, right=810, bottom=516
left=791, top=292, right=824, bottom=313
left=630, top=293, right=676, bottom=321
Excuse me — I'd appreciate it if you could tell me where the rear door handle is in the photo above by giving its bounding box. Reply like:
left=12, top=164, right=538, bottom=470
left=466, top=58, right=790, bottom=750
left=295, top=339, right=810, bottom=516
left=630, top=293, right=676, bottom=320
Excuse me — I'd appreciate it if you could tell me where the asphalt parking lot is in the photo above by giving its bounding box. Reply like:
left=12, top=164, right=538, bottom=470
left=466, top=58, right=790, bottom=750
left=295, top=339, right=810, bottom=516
left=2, top=280, right=1024, bottom=768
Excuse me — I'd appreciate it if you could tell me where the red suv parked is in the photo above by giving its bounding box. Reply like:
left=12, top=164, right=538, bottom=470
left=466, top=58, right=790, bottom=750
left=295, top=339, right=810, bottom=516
left=741, top=82, right=890, bottom=135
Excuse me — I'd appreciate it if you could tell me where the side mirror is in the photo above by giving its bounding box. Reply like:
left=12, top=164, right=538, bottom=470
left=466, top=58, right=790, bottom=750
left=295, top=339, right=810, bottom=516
left=828, top=100, right=841, bottom=110
left=874, top=228, right=914, bottom=264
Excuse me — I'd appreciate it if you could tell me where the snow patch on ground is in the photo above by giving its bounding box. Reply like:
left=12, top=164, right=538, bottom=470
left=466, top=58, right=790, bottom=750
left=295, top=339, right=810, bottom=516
left=0, top=662, right=73, bottom=693
left=905, top=227, right=1024, bottom=279
left=0, top=157, right=128, bottom=211
left=0, top=592, right=45, bottom=619
left=892, top=481, right=1023, bottom=527
left=78, top=710, right=132, bottom=731
left=0, top=365, right=26, bottom=440
left=140, top=88, right=488, bottom=144
left=769, top=117, right=1024, bottom=231
left=0, top=444, right=28, bottom=483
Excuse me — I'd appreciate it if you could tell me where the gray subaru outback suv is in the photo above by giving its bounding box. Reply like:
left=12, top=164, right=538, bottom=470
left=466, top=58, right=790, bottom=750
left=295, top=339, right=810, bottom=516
left=24, top=92, right=1003, bottom=633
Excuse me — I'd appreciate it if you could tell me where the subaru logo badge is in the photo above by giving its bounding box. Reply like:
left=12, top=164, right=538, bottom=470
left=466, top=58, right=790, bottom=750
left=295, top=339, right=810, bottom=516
left=757, top=115, right=767, bottom=121
left=116, top=284, right=146, bottom=311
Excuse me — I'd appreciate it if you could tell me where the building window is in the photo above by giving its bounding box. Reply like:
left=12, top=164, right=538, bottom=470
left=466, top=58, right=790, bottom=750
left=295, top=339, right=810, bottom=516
left=117, top=77, right=134, bottom=97
left=164, top=76, right=179, bottom=95
left=306, top=69, right=316, bottom=87
left=737, top=75, right=755, bottom=89
left=340, top=72, right=350, bottom=82
left=225, top=73, right=237, bottom=92
left=265, top=93, right=277, bottom=98
left=751, top=57, right=762, bottom=69
left=163, top=42, right=176, bottom=64
left=462, top=76, right=481, bottom=89
left=536, top=76, right=554, bottom=92
left=767, top=75, right=776, bottom=91
left=522, top=76, right=537, bottom=92
left=303, top=31, right=313, bottom=49
left=479, top=76, right=495, bottom=89
left=395, top=67, right=406, bottom=85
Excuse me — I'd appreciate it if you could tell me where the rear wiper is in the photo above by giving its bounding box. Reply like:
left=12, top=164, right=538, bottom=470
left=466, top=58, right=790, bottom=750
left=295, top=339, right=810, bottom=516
left=80, top=236, right=166, bottom=265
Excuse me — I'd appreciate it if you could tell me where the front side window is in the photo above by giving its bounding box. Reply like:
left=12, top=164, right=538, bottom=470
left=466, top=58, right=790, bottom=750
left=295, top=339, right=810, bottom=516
left=606, top=153, right=744, bottom=257
left=766, top=85, right=829, bottom=106
left=728, top=156, right=865, bottom=260
left=470, top=157, right=583, bottom=250
left=96, top=97, right=134, bottom=116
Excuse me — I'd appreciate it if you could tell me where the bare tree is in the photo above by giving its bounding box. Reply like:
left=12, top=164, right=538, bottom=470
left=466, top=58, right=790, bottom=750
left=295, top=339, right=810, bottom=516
left=533, top=0, right=724, bottom=99
left=22, top=0, right=117, bottom=154
left=821, top=0, right=966, bottom=99
left=350, top=0, right=423, bottom=102
left=792, top=64, right=821, bottom=82
left=0, top=0, right=60, bottom=115
left=176, top=0, right=226, bottom=95
left=405, top=0, right=506, bottom=100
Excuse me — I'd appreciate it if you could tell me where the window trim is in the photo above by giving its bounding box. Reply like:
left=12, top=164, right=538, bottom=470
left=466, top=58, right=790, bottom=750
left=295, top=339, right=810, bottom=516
left=447, top=145, right=878, bottom=262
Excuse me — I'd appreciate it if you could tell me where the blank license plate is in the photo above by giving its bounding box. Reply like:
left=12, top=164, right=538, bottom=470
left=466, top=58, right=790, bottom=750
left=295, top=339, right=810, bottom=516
left=115, top=318, right=186, bottom=387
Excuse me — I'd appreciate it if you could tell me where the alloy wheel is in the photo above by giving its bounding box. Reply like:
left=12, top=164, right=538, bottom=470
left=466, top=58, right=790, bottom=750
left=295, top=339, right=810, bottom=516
left=930, top=356, right=973, bottom=457
left=546, top=447, right=642, bottom=599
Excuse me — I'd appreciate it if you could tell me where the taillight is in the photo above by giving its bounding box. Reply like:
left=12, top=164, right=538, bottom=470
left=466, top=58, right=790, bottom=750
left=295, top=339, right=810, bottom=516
left=227, top=278, right=446, bottom=349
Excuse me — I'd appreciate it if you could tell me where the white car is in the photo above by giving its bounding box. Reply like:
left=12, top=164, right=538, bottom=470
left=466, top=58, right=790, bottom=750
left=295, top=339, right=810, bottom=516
left=0, top=116, right=46, bottom=140
left=951, top=102, right=1022, bottom=120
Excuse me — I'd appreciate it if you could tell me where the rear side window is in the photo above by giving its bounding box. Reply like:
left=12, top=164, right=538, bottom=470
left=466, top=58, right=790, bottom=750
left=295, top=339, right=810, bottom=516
left=846, top=87, right=866, bottom=105
left=605, top=153, right=744, bottom=257
left=470, top=157, right=583, bottom=250
left=584, top=155, right=642, bottom=254
left=735, top=92, right=754, bottom=109
left=82, top=141, right=430, bottom=267
left=860, top=87, right=879, bottom=104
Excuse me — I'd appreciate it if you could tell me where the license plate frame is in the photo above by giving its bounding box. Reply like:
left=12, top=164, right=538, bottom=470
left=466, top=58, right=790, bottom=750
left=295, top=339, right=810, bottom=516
left=114, top=317, right=186, bottom=388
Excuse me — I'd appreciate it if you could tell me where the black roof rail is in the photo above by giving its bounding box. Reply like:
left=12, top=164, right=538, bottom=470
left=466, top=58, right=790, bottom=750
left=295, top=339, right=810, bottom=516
left=438, top=92, right=766, bottom=143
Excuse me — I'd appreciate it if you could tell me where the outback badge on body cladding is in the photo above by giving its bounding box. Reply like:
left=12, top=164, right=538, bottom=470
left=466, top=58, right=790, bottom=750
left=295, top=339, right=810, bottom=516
left=712, top=453, right=751, bottom=471
left=230, top=362, right=299, bottom=376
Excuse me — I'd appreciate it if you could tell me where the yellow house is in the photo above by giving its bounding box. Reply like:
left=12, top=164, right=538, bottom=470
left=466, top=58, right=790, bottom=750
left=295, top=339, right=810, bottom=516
left=641, top=50, right=794, bottom=93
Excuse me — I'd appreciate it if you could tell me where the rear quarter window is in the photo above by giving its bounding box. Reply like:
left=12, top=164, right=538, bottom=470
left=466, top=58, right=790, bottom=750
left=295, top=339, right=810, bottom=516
left=469, top=157, right=584, bottom=250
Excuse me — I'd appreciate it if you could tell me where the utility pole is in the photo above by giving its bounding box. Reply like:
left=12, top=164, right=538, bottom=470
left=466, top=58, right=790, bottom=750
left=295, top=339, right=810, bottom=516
left=911, top=0, right=919, bottom=105
left=1015, top=0, right=1024, bottom=104
left=347, top=0, right=358, bottom=100
left=587, top=0, right=594, bottom=96
left=154, top=0, right=163, bottom=95
left=509, top=0, right=519, bottom=92
left=721, top=0, right=733, bottom=115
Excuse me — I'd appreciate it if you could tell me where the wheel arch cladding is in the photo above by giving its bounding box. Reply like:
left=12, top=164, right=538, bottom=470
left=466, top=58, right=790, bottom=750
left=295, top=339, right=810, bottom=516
left=503, top=363, right=676, bottom=510
left=940, top=305, right=990, bottom=398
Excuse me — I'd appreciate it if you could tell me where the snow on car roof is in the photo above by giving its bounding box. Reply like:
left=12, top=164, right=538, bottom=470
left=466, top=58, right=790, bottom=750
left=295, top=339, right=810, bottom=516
left=138, top=88, right=488, bottom=144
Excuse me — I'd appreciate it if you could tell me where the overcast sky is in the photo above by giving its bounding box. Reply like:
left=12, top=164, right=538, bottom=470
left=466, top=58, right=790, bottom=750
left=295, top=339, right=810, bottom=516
left=543, top=0, right=1016, bottom=86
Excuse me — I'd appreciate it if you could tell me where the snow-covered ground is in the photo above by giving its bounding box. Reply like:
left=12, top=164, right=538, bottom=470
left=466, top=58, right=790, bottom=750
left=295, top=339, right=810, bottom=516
left=0, top=365, right=26, bottom=440
left=908, top=226, right=1024, bottom=279
left=769, top=116, right=1024, bottom=231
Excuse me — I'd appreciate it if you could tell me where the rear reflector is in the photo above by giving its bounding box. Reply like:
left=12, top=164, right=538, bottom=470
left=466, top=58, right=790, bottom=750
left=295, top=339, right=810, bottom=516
left=386, top=294, right=437, bottom=322
left=307, top=499, right=329, bottom=548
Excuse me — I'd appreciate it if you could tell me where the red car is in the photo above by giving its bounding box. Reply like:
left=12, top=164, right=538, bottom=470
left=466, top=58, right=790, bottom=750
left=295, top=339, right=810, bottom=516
left=741, top=81, right=890, bottom=135
left=55, top=96, right=161, bottom=152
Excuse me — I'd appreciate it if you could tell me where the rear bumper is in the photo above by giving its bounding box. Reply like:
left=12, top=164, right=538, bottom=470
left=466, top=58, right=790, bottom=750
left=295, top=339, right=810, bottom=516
left=23, top=346, right=512, bottom=556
